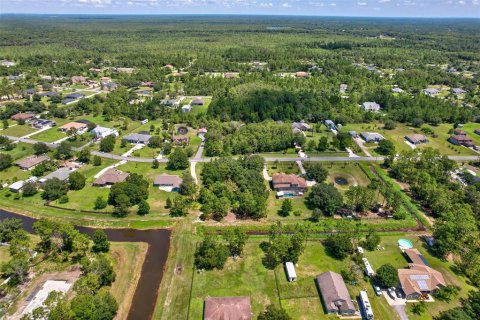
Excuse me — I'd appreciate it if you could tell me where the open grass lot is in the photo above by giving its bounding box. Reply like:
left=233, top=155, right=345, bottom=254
left=131, top=145, right=161, bottom=158
left=266, top=191, right=311, bottom=219
left=0, top=165, right=32, bottom=183
left=30, top=127, right=68, bottom=143
left=0, top=246, right=10, bottom=264
left=188, top=241, right=279, bottom=319
left=109, top=242, right=148, bottom=320
left=257, top=149, right=298, bottom=158
left=363, top=235, right=476, bottom=320
left=0, top=124, right=39, bottom=137
left=78, top=114, right=143, bottom=135
left=267, top=161, right=300, bottom=175
left=186, top=96, right=212, bottom=115
left=340, top=122, right=478, bottom=156
left=325, top=163, right=371, bottom=192
left=1, top=142, right=34, bottom=160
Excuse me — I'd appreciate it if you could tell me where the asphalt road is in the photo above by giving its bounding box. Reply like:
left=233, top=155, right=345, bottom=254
left=5, top=135, right=480, bottom=163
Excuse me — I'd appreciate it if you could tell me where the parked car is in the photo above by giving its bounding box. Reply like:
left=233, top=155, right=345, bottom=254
left=395, top=288, right=404, bottom=299
left=374, top=286, right=382, bottom=296
left=387, top=287, right=396, bottom=299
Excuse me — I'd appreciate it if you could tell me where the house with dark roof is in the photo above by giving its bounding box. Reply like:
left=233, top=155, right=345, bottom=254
left=154, top=174, right=183, bottom=192
left=316, top=271, right=356, bottom=316
left=15, top=155, right=49, bottom=170
left=11, top=112, right=36, bottom=122
left=291, top=120, right=311, bottom=133
left=449, top=135, right=474, bottom=147
left=123, top=133, right=151, bottom=144
left=405, top=134, right=428, bottom=145
left=39, top=167, right=73, bottom=184
left=93, top=168, right=129, bottom=187
left=204, top=297, right=252, bottom=320
left=71, top=76, right=86, bottom=83
left=423, top=88, right=440, bottom=96
left=452, top=88, right=466, bottom=94
left=272, top=173, right=308, bottom=197
left=66, top=92, right=85, bottom=100
left=191, top=97, right=205, bottom=105
left=40, top=91, right=58, bottom=97
left=172, top=135, right=189, bottom=145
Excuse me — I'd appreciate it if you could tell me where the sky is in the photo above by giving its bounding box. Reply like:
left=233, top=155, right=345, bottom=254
left=1, top=0, right=479, bottom=17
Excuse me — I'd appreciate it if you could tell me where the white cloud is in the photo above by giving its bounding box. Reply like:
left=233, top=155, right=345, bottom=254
left=358, top=1, right=367, bottom=4
left=378, top=0, right=390, bottom=3
left=329, top=2, right=336, bottom=6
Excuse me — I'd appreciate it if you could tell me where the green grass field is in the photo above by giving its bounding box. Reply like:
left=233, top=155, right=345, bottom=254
left=325, top=163, right=371, bottom=192
left=0, top=124, right=39, bottom=137
left=267, top=161, right=300, bottom=175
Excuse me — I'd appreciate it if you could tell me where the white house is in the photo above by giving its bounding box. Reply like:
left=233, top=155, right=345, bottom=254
left=9, top=181, right=25, bottom=193
left=285, top=262, right=297, bottom=282
left=182, top=105, right=191, bottom=113
left=362, top=102, right=381, bottom=112
left=91, top=126, right=119, bottom=139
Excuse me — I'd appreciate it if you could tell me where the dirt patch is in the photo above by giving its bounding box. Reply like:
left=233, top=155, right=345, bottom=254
left=224, top=211, right=237, bottom=223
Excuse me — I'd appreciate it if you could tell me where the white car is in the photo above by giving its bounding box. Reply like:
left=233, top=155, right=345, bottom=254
left=374, top=286, right=382, bottom=296
left=387, top=287, right=396, bottom=299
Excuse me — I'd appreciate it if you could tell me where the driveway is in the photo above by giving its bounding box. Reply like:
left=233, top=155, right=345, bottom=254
left=383, top=291, right=408, bottom=320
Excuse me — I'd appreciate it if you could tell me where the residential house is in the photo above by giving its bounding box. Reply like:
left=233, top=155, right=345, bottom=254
left=291, top=120, right=311, bottom=133
left=399, top=264, right=446, bottom=300
left=93, top=168, right=129, bottom=187
left=65, top=92, right=85, bottom=100
left=102, top=82, right=118, bottom=91
left=295, top=71, right=310, bottom=78
left=40, top=91, right=58, bottom=97
left=59, top=122, right=88, bottom=134
left=204, top=297, right=252, bottom=320
left=454, top=129, right=466, bottom=135
left=392, top=87, right=404, bottom=93
left=191, top=97, right=205, bottom=106
left=39, top=167, right=73, bottom=184
left=198, top=127, right=208, bottom=137
left=360, top=132, right=384, bottom=143
left=30, top=119, right=56, bottom=129
left=1, top=60, right=16, bottom=67
left=405, top=134, right=428, bottom=145
left=11, top=112, right=36, bottom=122
left=141, top=81, right=154, bottom=87
left=362, top=102, right=381, bottom=112
left=272, top=173, right=308, bottom=197
left=172, top=135, right=189, bottom=145
left=71, top=76, right=86, bottom=84
left=181, top=105, right=191, bottom=113
left=15, top=155, right=49, bottom=170
left=349, top=131, right=359, bottom=138
left=91, top=126, right=118, bottom=139
left=9, top=181, right=25, bottom=193
left=452, top=88, right=466, bottom=94
left=153, top=174, right=183, bottom=192
left=423, top=88, right=440, bottom=96
left=339, top=84, right=348, bottom=93
left=224, top=72, right=238, bottom=79
left=316, top=271, right=356, bottom=316
left=449, top=135, right=474, bottom=147
left=25, top=88, right=36, bottom=95
left=123, top=133, right=151, bottom=144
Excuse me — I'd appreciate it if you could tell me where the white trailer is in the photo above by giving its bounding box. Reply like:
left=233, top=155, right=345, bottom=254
left=360, top=290, right=374, bottom=319
left=285, top=262, right=297, bottom=282
left=362, top=258, right=375, bottom=277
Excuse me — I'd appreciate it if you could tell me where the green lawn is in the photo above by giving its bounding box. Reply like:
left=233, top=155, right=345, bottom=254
left=325, top=163, right=371, bottom=193
left=0, top=246, right=11, bottom=264
left=187, top=96, right=212, bottom=115
left=0, top=166, right=31, bottom=184
left=131, top=146, right=162, bottom=159
left=188, top=242, right=279, bottom=319
left=30, top=127, right=67, bottom=142
left=266, top=191, right=311, bottom=220
left=0, top=124, right=39, bottom=137
left=267, top=161, right=300, bottom=175
left=0, top=142, right=34, bottom=160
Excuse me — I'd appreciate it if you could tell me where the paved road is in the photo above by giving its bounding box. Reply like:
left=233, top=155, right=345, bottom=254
left=5, top=135, right=480, bottom=163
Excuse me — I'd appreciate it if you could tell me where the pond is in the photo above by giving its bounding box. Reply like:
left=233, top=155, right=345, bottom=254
left=0, top=209, right=170, bottom=320
left=334, top=176, right=349, bottom=186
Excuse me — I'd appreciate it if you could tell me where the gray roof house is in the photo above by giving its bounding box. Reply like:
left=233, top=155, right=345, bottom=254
left=123, top=133, right=151, bottom=144
left=39, top=167, right=73, bottom=184
left=423, top=88, right=440, bottom=96
left=324, top=120, right=336, bottom=130
left=66, top=92, right=85, bottom=100
left=292, top=121, right=311, bottom=132
left=361, top=132, right=384, bottom=142
left=362, top=102, right=380, bottom=112
left=153, top=174, right=183, bottom=192
left=452, top=88, right=466, bottom=94
left=316, top=271, right=356, bottom=316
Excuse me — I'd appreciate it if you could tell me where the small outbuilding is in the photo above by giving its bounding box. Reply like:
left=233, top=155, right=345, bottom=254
left=285, top=262, right=297, bottom=282
left=405, top=134, right=428, bottom=145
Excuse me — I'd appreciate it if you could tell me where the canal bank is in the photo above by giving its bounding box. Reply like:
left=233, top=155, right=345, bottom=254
left=0, top=209, right=171, bottom=320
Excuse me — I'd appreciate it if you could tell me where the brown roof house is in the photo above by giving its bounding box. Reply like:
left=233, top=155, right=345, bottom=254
left=153, top=174, right=183, bottom=192
left=398, top=248, right=446, bottom=300
left=204, top=297, right=252, bottom=320
left=272, top=173, right=308, bottom=198
left=71, top=76, right=86, bottom=84
left=59, top=122, right=88, bottom=134
left=11, top=112, right=36, bottom=122
left=15, top=155, right=49, bottom=170
left=191, top=97, right=205, bottom=105
left=316, top=271, right=356, bottom=316
left=93, top=168, right=129, bottom=187
left=449, top=134, right=474, bottom=147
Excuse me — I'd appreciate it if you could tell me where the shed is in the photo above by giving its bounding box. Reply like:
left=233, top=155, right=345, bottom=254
left=285, top=262, right=297, bottom=282
left=362, top=258, right=375, bottom=277
left=9, top=181, right=25, bottom=193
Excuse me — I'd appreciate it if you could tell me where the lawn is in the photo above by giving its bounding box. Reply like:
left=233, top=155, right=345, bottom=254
left=188, top=241, right=279, bottom=319
left=266, top=191, right=311, bottom=220
left=0, top=246, right=10, bottom=264
left=267, top=161, right=300, bottom=175
left=30, top=127, right=67, bottom=143
left=0, top=124, right=39, bottom=137
left=187, top=96, right=212, bottom=115
left=109, top=242, right=148, bottom=320
left=325, top=163, right=371, bottom=193
left=1, top=142, right=34, bottom=160
left=0, top=166, right=31, bottom=184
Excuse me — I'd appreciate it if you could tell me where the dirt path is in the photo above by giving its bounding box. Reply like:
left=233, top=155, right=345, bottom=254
left=190, top=162, right=198, bottom=184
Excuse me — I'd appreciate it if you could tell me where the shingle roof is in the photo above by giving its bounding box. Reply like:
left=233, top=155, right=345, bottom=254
left=11, top=112, right=36, bottom=121
left=316, top=271, right=355, bottom=313
left=398, top=264, right=446, bottom=296
left=272, top=173, right=307, bottom=188
left=154, top=174, right=183, bottom=188
left=123, top=133, right=151, bottom=143
left=93, top=168, right=129, bottom=186
left=15, top=155, right=49, bottom=169
left=204, top=297, right=252, bottom=320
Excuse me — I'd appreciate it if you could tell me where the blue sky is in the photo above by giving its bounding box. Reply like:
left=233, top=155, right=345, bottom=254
left=1, top=0, right=479, bottom=17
